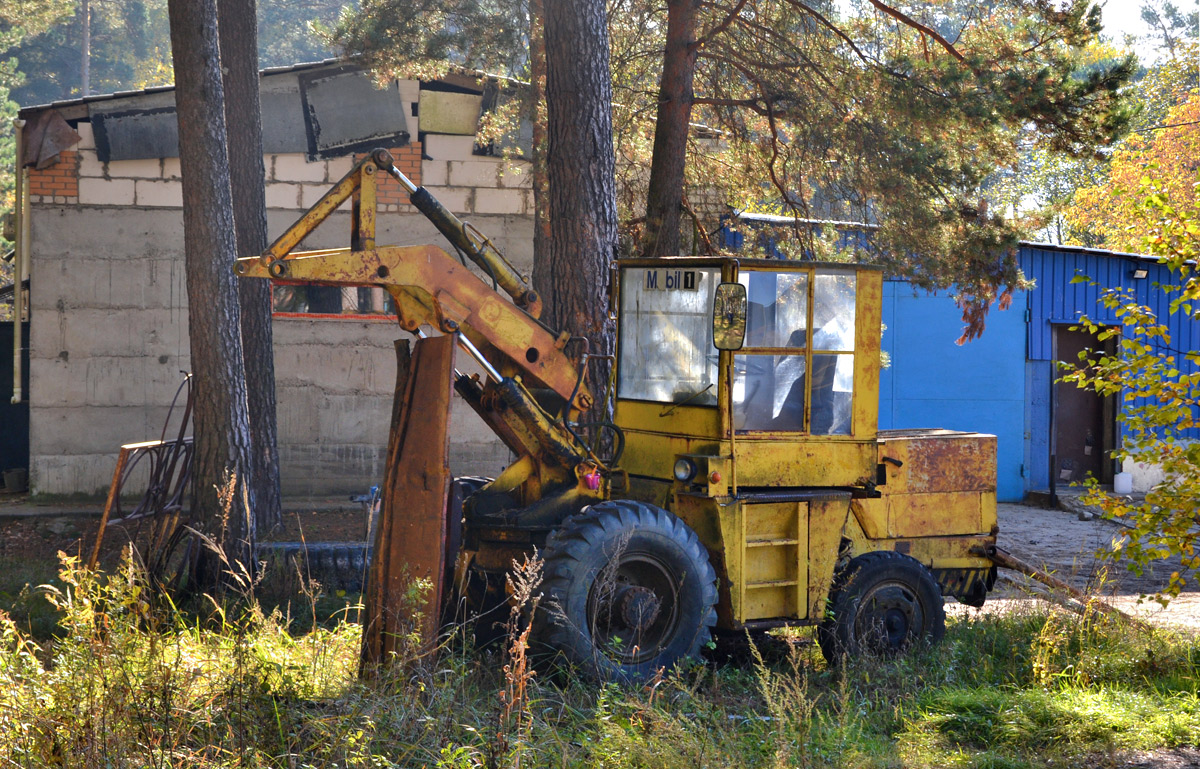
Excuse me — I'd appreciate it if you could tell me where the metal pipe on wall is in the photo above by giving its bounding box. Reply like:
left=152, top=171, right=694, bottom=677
left=11, top=118, right=25, bottom=405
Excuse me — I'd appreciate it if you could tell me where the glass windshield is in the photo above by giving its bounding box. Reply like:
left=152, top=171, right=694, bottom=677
left=739, top=271, right=808, bottom=348
left=618, top=267, right=721, bottom=405
left=732, top=267, right=857, bottom=435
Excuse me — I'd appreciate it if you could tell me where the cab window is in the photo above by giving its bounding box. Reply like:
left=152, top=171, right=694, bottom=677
left=617, top=267, right=721, bottom=405
left=732, top=268, right=855, bottom=434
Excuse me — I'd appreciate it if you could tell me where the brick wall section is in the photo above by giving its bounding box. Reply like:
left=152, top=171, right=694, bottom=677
left=355, top=143, right=422, bottom=210
left=28, top=150, right=79, bottom=200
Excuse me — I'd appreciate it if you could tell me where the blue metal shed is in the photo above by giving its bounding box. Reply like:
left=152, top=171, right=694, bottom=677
left=881, top=243, right=1199, bottom=501
left=1018, top=243, right=1200, bottom=498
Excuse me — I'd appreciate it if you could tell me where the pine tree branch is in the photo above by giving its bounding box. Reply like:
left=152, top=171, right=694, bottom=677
left=865, top=0, right=966, bottom=62
left=696, top=0, right=749, bottom=48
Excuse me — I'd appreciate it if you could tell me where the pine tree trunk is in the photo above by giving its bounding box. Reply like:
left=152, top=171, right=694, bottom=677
left=530, top=0, right=550, bottom=271
left=537, top=0, right=618, bottom=397
left=168, top=0, right=256, bottom=577
left=640, top=0, right=700, bottom=258
left=80, top=0, right=90, bottom=97
left=218, top=0, right=282, bottom=532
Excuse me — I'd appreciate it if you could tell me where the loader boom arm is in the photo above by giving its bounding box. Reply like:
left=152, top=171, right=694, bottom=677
left=235, top=151, right=591, bottom=414
left=235, top=150, right=604, bottom=513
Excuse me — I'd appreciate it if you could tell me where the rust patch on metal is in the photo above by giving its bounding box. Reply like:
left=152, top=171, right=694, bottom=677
left=877, top=431, right=996, bottom=495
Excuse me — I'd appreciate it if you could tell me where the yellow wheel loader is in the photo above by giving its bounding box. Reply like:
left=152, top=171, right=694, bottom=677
left=236, top=149, right=998, bottom=679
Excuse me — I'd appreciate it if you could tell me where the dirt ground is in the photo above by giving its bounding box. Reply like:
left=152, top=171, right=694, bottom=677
left=1, top=495, right=1197, bottom=629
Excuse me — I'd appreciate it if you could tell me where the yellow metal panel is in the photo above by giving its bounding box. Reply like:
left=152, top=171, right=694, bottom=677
left=628, top=476, right=673, bottom=508
left=745, top=545, right=797, bottom=583
left=671, top=493, right=724, bottom=551
left=834, top=531, right=994, bottom=573
left=717, top=499, right=745, bottom=625
left=621, top=435, right=722, bottom=483
left=903, top=536, right=995, bottom=571
left=885, top=491, right=986, bottom=538
left=615, top=400, right=722, bottom=439
left=853, top=270, right=882, bottom=439
left=744, top=585, right=795, bottom=619
left=746, top=501, right=800, bottom=541
left=746, top=501, right=805, bottom=621
left=671, top=494, right=735, bottom=628
left=850, top=497, right=888, bottom=540
left=807, top=496, right=850, bottom=621
left=732, top=438, right=875, bottom=488
left=738, top=500, right=823, bottom=622
left=981, top=490, right=998, bottom=534
left=623, top=434, right=712, bottom=480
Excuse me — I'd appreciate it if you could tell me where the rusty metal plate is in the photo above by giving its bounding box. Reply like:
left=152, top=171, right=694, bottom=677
left=363, top=335, right=455, bottom=664
left=877, top=430, right=997, bottom=495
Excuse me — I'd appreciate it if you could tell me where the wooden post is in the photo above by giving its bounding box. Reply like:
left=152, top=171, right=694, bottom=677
left=987, top=546, right=1152, bottom=631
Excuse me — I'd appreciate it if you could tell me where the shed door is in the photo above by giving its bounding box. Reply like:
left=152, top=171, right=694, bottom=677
left=1052, top=325, right=1116, bottom=485
left=0, top=321, right=29, bottom=479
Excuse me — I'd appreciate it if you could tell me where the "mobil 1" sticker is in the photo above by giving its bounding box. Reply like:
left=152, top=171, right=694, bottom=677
left=644, top=269, right=698, bottom=291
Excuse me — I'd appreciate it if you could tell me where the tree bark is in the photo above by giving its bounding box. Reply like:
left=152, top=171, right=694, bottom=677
left=537, top=0, right=618, bottom=396
left=530, top=0, right=550, bottom=271
left=218, top=0, right=282, bottom=532
left=80, top=0, right=90, bottom=96
left=640, top=0, right=700, bottom=258
left=168, top=0, right=256, bottom=577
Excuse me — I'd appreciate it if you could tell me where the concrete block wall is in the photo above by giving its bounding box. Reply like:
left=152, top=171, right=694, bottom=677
left=27, top=203, right=191, bottom=496
left=25, top=102, right=532, bottom=498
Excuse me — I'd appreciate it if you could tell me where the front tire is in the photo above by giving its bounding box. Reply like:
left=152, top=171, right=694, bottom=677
left=540, top=500, right=718, bottom=682
left=818, top=551, right=945, bottom=664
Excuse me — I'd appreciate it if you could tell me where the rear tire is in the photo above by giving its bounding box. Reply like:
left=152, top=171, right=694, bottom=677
left=818, top=551, right=945, bottom=664
left=540, top=500, right=718, bottom=682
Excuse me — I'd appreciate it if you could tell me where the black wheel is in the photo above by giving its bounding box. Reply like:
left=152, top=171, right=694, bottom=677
left=540, top=500, right=718, bottom=682
left=817, top=551, right=945, bottom=664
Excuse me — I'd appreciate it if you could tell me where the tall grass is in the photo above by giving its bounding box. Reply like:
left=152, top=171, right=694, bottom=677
left=1, top=551, right=1198, bottom=768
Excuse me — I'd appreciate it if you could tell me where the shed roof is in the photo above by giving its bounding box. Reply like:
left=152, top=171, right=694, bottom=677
left=733, top=211, right=1165, bottom=264
left=16, top=58, right=513, bottom=119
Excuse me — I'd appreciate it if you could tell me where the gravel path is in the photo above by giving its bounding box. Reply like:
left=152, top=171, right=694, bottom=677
left=952, top=502, right=1200, bottom=631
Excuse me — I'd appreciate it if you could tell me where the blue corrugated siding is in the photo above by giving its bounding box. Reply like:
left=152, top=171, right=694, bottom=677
left=1020, top=245, right=1200, bottom=455
left=1019, top=245, right=1188, bottom=361
left=1025, top=360, right=1052, bottom=491
left=880, top=282, right=1027, bottom=501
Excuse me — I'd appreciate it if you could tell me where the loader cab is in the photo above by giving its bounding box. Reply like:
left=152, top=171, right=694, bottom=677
left=612, top=257, right=883, bottom=496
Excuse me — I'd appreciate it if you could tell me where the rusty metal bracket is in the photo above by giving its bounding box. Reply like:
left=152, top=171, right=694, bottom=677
left=361, top=335, right=456, bottom=670
left=88, top=373, right=194, bottom=570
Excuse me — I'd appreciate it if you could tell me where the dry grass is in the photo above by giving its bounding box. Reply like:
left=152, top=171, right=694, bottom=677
left=0, top=549, right=1198, bottom=768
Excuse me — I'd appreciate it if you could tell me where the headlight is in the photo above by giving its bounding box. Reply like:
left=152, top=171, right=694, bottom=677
left=673, top=457, right=697, bottom=483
